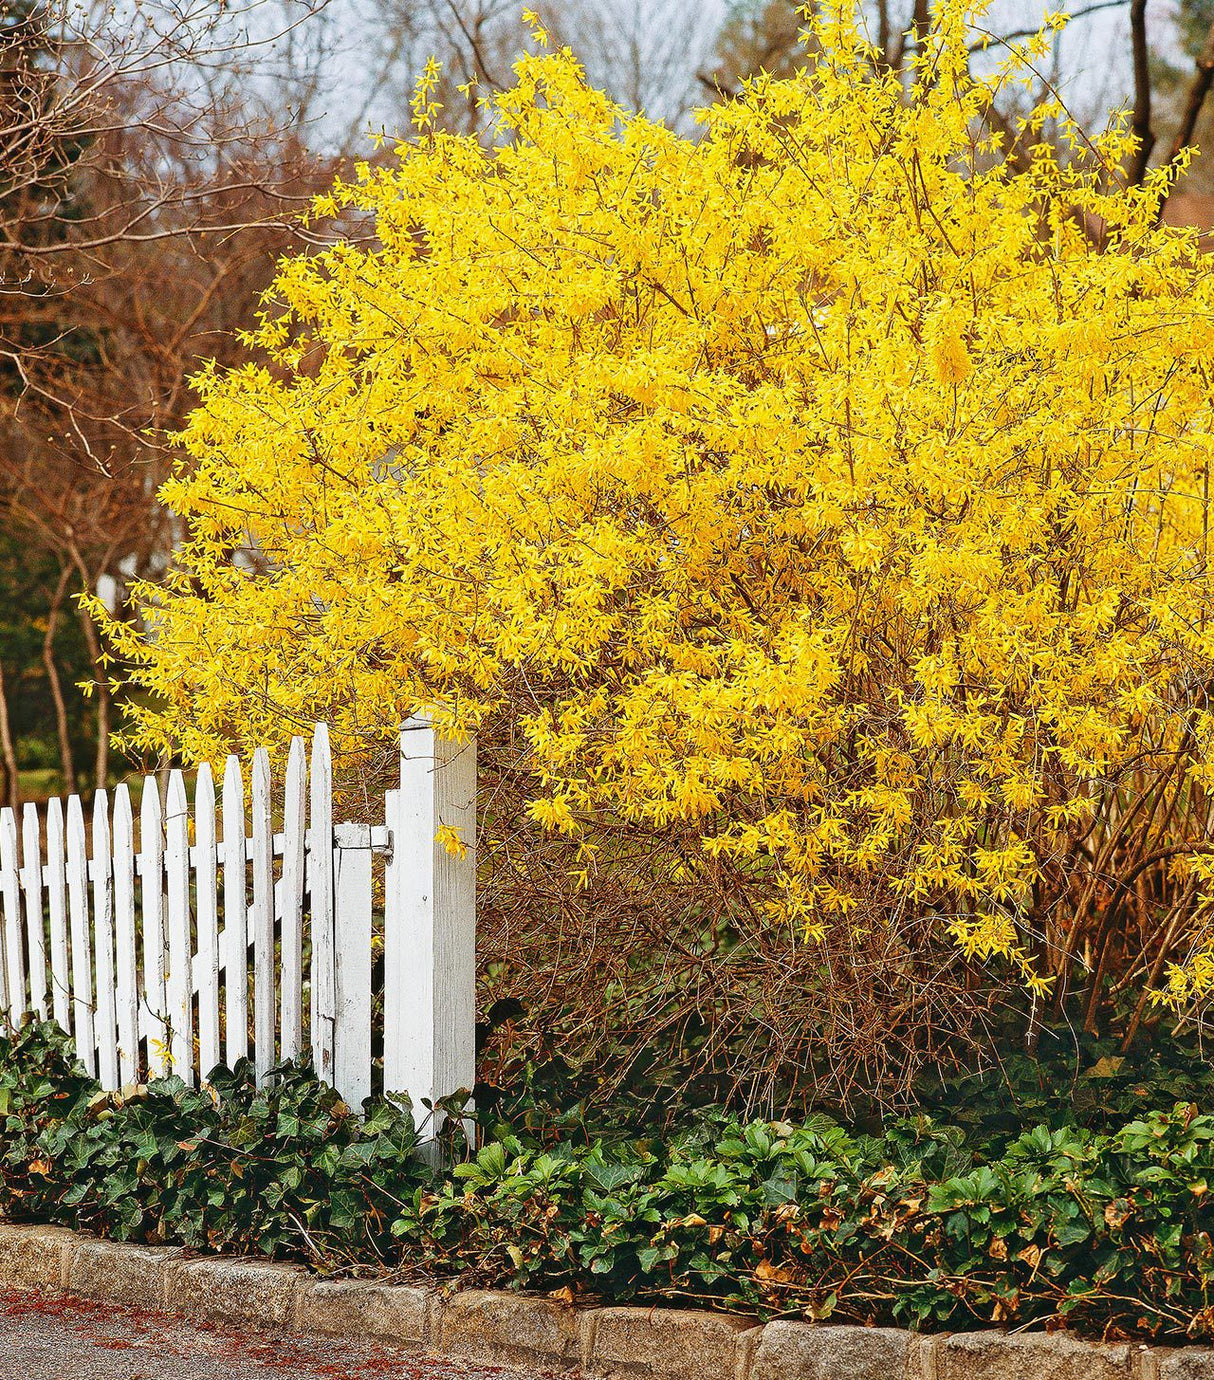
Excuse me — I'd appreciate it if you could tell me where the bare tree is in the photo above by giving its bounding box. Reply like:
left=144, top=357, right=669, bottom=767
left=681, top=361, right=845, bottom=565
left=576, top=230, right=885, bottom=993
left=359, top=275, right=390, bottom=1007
left=538, top=0, right=723, bottom=131
left=0, top=0, right=341, bottom=795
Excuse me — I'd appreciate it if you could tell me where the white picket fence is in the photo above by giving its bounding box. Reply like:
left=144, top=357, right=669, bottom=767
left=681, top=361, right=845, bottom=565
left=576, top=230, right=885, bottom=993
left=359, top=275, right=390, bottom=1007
left=0, top=720, right=476, bottom=1133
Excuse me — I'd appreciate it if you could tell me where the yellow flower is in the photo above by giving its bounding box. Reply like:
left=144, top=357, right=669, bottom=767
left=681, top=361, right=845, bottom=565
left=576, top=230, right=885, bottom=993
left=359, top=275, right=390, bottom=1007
left=926, top=308, right=971, bottom=386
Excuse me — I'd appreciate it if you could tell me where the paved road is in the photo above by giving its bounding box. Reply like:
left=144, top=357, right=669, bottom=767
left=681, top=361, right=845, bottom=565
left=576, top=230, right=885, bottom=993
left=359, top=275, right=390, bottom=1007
left=0, top=1289, right=549, bottom=1380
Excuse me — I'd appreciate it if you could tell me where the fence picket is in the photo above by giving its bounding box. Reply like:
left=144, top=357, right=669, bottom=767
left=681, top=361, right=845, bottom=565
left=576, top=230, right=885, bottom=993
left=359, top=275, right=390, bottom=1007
left=251, top=748, right=273, bottom=1080
left=309, top=725, right=335, bottom=1086
left=11, top=723, right=475, bottom=1128
left=196, top=763, right=220, bottom=1079
left=222, top=756, right=248, bottom=1070
left=139, top=777, right=167, bottom=1077
left=113, top=785, right=138, bottom=1086
left=1, top=808, right=25, bottom=1027
left=92, top=791, right=119, bottom=1091
left=165, top=771, right=193, bottom=1083
left=66, top=795, right=95, bottom=1076
left=45, top=798, right=69, bottom=1034
left=280, top=737, right=306, bottom=1062
left=21, top=805, right=47, bottom=1021
left=333, top=822, right=372, bottom=1110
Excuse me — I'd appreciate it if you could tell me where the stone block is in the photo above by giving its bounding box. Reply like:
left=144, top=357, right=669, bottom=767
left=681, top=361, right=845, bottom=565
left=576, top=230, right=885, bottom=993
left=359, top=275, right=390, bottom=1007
left=939, top=1330, right=1131, bottom=1380
left=65, top=1238, right=179, bottom=1308
left=588, top=1305, right=759, bottom=1380
left=297, top=1279, right=431, bottom=1347
left=164, top=1256, right=304, bottom=1328
left=906, top=1334, right=941, bottom=1380
left=749, top=1320, right=909, bottom=1380
left=437, top=1289, right=582, bottom=1368
left=0, top=1222, right=75, bottom=1291
left=1159, top=1350, right=1214, bottom=1379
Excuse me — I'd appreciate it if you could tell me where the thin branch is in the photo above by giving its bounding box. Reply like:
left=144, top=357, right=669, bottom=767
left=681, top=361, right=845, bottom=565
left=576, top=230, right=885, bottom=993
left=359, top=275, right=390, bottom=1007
left=967, top=0, right=1126, bottom=53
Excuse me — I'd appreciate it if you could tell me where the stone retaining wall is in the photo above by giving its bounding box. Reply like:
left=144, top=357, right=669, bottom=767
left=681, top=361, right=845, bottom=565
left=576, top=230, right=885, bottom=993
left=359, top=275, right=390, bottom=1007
left=1, top=1221, right=1210, bottom=1378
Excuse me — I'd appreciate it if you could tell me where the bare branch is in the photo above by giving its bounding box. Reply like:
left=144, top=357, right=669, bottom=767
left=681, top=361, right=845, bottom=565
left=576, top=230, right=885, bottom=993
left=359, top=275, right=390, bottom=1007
left=1160, top=19, right=1214, bottom=199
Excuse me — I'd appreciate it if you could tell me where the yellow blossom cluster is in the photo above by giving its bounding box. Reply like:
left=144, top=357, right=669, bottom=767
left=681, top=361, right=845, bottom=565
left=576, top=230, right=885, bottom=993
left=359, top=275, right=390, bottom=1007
left=104, top=1, right=1214, bottom=1021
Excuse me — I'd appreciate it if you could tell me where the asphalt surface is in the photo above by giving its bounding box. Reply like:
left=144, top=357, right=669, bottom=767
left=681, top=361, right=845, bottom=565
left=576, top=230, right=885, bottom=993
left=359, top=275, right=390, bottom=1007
left=0, top=1289, right=549, bottom=1380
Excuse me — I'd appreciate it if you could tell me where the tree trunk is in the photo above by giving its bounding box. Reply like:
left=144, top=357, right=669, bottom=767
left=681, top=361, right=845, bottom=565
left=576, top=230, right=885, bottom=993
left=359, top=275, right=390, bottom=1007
left=1157, top=20, right=1214, bottom=216
left=877, top=0, right=891, bottom=67
left=1126, top=0, right=1155, bottom=185
left=912, top=0, right=932, bottom=62
left=0, top=660, right=20, bottom=811
left=68, top=550, right=110, bottom=791
left=42, top=565, right=76, bottom=794
left=76, top=601, right=110, bottom=791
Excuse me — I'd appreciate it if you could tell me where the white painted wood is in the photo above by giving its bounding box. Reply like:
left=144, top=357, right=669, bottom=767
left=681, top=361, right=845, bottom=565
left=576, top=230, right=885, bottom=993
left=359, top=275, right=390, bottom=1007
left=386, top=721, right=477, bottom=1139
left=0, top=885, right=7, bottom=1021
left=139, top=777, right=167, bottom=1078
left=11, top=723, right=480, bottom=1119
left=309, top=725, right=335, bottom=1085
left=165, top=771, right=193, bottom=1084
left=44, top=797, right=70, bottom=1034
left=112, top=785, right=139, bottom=1086
left=383, top=786, right=402, bottom=1104
left=251, top=747, right=274, bottom=1080
left=280, top=737, right=306, bottom=1063
left=20, top=805, right=47, bottom=1021
left=91, top=791, right=119, bottom=1091
left=66, top=794, right=95, bottom=1076
left=333, top=821, right=372, bottom=1109
left=195, top=763, right=220, bottom=1080
left=0, top=808, right=25, bottom=1027
left=222, top=756, right=248, bottom=1070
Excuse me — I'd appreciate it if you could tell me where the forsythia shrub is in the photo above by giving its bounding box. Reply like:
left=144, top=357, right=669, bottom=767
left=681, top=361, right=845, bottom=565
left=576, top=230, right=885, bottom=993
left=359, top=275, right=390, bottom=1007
left=105, top=1, right=1214, bottom=1096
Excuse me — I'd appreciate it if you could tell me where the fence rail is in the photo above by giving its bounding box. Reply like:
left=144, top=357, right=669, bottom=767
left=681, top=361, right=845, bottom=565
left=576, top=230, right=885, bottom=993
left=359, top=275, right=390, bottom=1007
left=0, top=721, right=476, bottom=1133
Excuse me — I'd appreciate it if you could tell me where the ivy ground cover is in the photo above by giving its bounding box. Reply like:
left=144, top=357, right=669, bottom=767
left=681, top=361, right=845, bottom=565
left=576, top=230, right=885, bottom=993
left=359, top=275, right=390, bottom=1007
left=2, top=1021, right=1214, bottom=1341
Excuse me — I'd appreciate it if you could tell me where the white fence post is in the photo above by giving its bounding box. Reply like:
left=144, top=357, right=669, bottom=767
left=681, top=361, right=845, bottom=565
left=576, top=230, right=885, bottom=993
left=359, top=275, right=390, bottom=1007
left=384, top=719, right=477, bottom=1141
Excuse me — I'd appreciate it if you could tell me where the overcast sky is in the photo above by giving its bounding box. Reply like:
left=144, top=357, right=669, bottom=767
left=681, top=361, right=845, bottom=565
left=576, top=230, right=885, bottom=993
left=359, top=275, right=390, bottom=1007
left=231, top=0, right=1156, bottom=159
